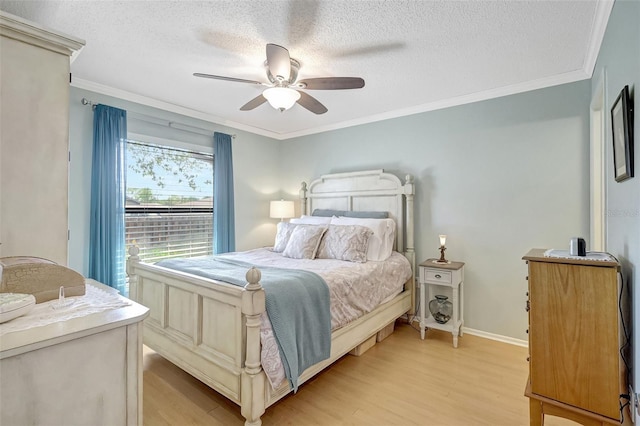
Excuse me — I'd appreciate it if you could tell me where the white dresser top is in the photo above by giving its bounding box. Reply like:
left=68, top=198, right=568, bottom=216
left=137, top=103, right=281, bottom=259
left=0, top=279, right=149, bottom=359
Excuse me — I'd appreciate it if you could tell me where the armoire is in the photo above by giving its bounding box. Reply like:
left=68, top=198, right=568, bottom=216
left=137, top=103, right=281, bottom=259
left=0, top=11, right=84, bottom=265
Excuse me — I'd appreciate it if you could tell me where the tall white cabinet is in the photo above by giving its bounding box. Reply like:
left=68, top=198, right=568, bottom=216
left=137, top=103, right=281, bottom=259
left=0, top=12, right=84, bottom=265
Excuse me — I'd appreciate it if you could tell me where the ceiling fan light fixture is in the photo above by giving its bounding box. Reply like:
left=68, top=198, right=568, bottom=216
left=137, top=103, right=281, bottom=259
left=263, top=87, right=300, bottom=111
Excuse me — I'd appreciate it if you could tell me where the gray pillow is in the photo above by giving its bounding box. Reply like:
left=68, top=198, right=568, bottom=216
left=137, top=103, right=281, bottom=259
left=311, top=208, right=389, bottom=219
left=312, top=209, right=347, bottom=217
left=344, top=210, right=389, bottom=219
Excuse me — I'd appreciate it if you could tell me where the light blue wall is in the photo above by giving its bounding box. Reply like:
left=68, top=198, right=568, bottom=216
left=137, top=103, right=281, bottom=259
left=69, top=72, right=595, bottom=343
left=280, top=81, right=591, bottom=341
left=68, top=87, right=281, bottom=276
left=592, top=0, right=640, bottom=403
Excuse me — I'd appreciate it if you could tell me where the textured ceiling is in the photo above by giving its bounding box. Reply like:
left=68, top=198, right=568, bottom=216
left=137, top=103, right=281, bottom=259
left=0, top=0, right=612, bottom=139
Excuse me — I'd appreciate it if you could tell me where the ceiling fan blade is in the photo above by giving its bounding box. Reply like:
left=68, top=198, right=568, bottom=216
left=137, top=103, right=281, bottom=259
left=266, top=44, right=291, bottom=81
left=240, top=94, right=268, bottom=111
left=297, top=77, right=365, bottom=90
left=296, top=91, right=328, bottom=115
left=193, top=73, right=264, bottom=85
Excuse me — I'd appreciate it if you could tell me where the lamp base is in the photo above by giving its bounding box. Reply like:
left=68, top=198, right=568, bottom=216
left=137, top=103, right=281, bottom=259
left=435, top=246, right=448, bottom=264
left=432, top=259, right=451, bottom=264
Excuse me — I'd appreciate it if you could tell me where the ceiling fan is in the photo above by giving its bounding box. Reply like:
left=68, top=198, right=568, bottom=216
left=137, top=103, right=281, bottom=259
left=194, top=43, right=365, bottom=115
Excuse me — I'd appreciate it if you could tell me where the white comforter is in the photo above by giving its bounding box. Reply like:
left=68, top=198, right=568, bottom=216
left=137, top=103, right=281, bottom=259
left=220, top=248, right=413, bottom=389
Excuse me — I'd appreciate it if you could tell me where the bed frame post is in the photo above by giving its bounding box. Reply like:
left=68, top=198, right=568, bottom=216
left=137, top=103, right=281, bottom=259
left=299, top=181, right=308, bottom=216
left=126, top=245, right=141, bottom=300
left=241, top=267, right=266, bottom=426
left=404, top=175, right=416, bottom=315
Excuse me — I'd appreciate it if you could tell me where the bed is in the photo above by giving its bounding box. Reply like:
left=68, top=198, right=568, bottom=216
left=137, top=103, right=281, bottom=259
left=126, top=169, right=416, bottom=426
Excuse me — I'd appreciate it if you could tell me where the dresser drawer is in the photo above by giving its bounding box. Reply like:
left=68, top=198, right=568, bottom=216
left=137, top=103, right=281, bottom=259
left=422, top=268, right=452, bottom=284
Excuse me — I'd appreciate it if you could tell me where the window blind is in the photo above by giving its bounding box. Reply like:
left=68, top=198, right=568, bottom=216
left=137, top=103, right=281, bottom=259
left=125, top=140, right=214, bottom=263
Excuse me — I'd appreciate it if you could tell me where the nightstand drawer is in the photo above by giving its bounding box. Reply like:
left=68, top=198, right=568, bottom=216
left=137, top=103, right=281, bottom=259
left=423, top=269, right=452, bottom=284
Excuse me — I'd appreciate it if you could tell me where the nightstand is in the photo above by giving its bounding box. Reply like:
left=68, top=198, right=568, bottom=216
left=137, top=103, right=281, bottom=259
left=418, top=259, right=465, bottom=347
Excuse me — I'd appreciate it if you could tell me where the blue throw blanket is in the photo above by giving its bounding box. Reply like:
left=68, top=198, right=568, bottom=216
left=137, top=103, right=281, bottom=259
left=156, top=256, right=331, bottom=392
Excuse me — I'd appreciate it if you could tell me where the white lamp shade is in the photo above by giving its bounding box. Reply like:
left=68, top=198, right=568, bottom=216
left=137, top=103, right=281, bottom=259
left=263, top=87, right=301, bottom=111
left=270, top=200, right=295, bottom=219
left=439, top=234, right=447, bottom=246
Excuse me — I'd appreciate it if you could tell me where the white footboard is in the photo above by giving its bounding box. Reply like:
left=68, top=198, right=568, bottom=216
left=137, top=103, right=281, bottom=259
left=126, top=247, right=267, bottom=425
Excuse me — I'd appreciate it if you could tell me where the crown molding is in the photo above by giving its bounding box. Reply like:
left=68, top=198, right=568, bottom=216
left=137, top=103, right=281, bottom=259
left=70, top=77, right=282, bottom=140
left=281, top=69, right=592, bottom=140
left=73, top=67, right=591, bottom=141
left=582, top=0, right=614, bottom=78
left=0, top=11, right=84, bottom=59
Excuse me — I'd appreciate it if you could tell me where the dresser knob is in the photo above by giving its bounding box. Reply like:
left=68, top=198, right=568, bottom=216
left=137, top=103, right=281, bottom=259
left=525, top=276, right=529, bottom=280
left=525, top=301, right=530, bottom=312
left=435, top=274, right=441, bottom=279
left=526, top=329, right=529, bottom=334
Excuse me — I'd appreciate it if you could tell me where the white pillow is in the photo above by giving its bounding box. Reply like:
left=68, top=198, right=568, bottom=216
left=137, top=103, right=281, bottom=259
left=290, top=215, right=332, bottom=225
left=316, top=225, right=373, bottom=263
left=330, top=217, right=396, bottom=261
left=273, top=222, right=298, bottom=252
left=282, top=225, right=328, bottom=259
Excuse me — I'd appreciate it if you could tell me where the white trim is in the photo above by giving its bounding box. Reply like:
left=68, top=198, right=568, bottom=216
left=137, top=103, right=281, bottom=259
left=590, top=68, right=607, bottom=251
left=282, top=69, right=591, bottom=140
left=0, top=11, right=84, bottom=59
left=72, top=68, right=591, bottom=141
left=71, top=77, right=278, bottom=139
left=582, top=0, right=615, bottom=77
left=462, top=327, right=529, bottom=348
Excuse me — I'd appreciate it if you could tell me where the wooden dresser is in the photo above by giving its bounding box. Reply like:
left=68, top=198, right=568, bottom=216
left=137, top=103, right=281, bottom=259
left=523, top=249, right=628, bottom=426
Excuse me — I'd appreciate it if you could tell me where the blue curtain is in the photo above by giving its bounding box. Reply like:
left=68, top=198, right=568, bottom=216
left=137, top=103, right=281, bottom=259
left=213, top=132, right=235, bottom=253
left=89, top=105, right=127, bottom=294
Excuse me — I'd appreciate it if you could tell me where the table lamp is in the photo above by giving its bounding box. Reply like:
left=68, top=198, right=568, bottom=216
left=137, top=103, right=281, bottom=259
left=435, top=234, right=449, bottom=264
left=269, top=200, right=295, bottom=221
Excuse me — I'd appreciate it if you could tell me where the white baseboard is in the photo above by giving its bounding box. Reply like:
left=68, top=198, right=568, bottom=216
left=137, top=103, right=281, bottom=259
left=404, top=316, right=529, bottom=348
left=462, top=327, right=529, bottom=348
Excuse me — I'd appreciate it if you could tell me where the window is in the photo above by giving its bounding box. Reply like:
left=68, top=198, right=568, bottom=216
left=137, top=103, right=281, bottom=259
left=125, top=140, right=214, bottom=263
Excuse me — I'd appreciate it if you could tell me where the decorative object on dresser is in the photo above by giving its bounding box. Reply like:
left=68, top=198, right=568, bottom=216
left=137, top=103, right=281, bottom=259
left=269, top=199, right=295, bottom=221
left=0, top=257, right=85, bottom=303
left=522, top=248, right=629, bottom=426
left=569, top=237, right=586, bottom=256
left=610, top=85, right=634, bottom=182
left=418, top=259, right=465, bottom=347
left=0, top=293, right=35, bottom=323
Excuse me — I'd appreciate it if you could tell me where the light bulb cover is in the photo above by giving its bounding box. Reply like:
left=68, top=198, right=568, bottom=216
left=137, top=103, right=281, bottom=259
left=439, top=234, right=447, bottom=247
left=263, top=87, right=301, bottom=111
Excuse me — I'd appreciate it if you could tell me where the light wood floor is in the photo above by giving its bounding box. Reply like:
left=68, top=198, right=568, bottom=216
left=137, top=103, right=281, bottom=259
left=142, top=324, right=611, bottom=425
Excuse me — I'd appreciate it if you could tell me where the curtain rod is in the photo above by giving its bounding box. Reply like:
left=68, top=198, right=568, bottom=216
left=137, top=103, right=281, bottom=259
left=80, top=98, right=236, bottom=139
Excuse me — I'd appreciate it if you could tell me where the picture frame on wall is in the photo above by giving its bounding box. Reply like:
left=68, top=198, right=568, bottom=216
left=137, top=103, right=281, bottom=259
left=610, top=85, right=634, bottom=182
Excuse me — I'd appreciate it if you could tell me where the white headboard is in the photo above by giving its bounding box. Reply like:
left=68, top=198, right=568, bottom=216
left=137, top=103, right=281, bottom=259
left=299, top=169, right=415, bottom=270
